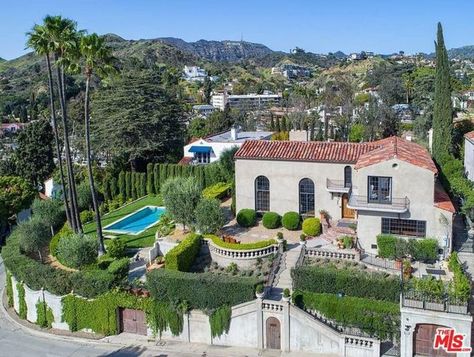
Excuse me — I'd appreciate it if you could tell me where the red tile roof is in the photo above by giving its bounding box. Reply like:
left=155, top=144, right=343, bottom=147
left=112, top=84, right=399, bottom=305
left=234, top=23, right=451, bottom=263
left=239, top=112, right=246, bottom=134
left=354, top=137, right=437, bottom=173
left=235, top=137, right=437, bottom=173
left=178, top=157, right=193, bottom=165
left=465, top=131, right=474, bottom=141
left=434, top=183, right=456, bottom=213
left=234, top=140, right=381, bottom=163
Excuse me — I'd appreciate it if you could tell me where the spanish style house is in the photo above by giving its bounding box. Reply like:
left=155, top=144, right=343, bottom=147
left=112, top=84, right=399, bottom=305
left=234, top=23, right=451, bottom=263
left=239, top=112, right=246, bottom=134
left=234, top=136, right=455, bottom=255
left=464, top=130, right=474, bottom=181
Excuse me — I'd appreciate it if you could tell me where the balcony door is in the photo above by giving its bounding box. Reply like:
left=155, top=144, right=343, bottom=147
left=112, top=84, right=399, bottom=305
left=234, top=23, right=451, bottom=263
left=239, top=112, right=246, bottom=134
left=368, top=176, right=392, bottom=204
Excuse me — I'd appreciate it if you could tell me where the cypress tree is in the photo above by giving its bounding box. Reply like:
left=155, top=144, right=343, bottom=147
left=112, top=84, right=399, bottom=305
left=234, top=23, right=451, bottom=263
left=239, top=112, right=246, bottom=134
left=146, top=163, right=154, bottom=195
left=270, top=115, right=275, bottom=131
left=432, top=22, right=453, bottom=163
left=281, top=116, right=288, bottom=132
left=125, top=171, right=131, bottom=200
left=110, top=176, right=117, bottom=199
left=141, top=173, right=147, bottom=197
left=103, top=178, right=111, bottom=202
left=153, top=164, right=160, bottom=194
left=118, top=171, right=126, bottom=200
left=276, top=117, right=281, bottom=132
left=160, top=163, right=168, bottom=186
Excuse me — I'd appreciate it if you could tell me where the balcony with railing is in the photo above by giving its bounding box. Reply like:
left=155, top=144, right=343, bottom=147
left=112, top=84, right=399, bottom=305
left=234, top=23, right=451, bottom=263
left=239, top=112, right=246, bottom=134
left=347, top=195, right=409, bottom=213
left=326, top=179, right=353, bottom=193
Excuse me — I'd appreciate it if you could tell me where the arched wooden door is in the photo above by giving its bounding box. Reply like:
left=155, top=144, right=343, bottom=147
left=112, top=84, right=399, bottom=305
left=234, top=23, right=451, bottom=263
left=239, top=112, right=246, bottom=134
left=342, top=193, right=355, bottom=219
left=266, top=317, right=281, bottom=350
left=413, top=324, right=450, bottom=356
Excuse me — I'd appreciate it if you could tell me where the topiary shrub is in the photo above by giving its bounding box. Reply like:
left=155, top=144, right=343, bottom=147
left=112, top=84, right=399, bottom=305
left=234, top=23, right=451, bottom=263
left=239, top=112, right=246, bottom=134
left=107, top=258, right=130, bottom=284
left=262, top=212, right=281, bottom=229
left=57, top=234, right=98, bottom=269
left=107, top=239, right=126, bottom=259
left=165, top=233, right=201, bottom=272
left=302, top=217, right=321, bottom=236
left=236, top=209, right=257, bottom=227
left=49, top=223, right=72, bottom=257
left=282, top=211, right=300, bottom=230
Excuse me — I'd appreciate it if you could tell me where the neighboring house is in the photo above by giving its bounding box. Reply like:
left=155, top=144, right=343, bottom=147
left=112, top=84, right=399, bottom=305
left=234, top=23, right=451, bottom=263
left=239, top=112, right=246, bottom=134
left=271, top=63, right=311, bottom=80
left=183, top=65, right=207, bottom=82
left=465, top=131, right=474, bottom=181
left=392, top=104, right=414, bottom=122
left=211, top=92, right=282, bottom=111
left=192, top=104, right=215, bottom=117
left=43, top=177, right=63, bottom=199
left=0, top=123, right=25, bottom=137
left=180, top=127, right=273, bottom=165
left=235, top=136, right=454, bottom=255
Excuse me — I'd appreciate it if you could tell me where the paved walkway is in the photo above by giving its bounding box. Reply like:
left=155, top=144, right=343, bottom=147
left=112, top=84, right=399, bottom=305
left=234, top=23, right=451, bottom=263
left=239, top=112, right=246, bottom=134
left=273, top=244, right=302, bottom=292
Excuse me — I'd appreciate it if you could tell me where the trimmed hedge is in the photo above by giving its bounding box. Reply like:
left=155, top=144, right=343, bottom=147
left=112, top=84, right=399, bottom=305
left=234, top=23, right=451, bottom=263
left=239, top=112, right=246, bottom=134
left=202, top=182, right=232, bottom=200
left=205, top=234, right=276, bottom=250
left=291, top=265, right=400, bottom=302
left=262, top=212, right=281, bottom=229
left=293, top=291, right=400, bottom=340
left=236, top=209, right=257, bottom=227
left=147, top=268, right=259, bottom=310
left=377, top=234, right=439, bottom=262
left=165, top=233, right=201, bottom=271
left=282, top=211, right=300, bottom=230
left=302, top=217, right=321, bottom=236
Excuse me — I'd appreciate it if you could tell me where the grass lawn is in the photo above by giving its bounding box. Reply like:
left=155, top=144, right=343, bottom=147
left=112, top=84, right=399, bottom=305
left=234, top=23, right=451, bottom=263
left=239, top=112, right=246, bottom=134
left=83, top=195, right=164, bottom=249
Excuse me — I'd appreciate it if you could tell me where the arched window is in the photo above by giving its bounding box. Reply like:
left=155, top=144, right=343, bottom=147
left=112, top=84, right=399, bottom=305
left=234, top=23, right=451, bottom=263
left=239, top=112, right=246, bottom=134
left=255, top=176, right=270, bottom=212
left=344, top=166, right=352, bottom=188
left=299, top=178, right=315, bottom=216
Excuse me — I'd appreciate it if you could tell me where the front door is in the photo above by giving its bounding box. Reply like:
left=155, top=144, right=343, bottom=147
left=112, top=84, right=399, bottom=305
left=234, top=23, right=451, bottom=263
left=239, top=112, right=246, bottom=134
left=413, top=324, right=450, bottom=356
left=119, top=308, right=147, bottom=335
left=342, top=193, right=355, bottom=219
left=266, top=317, right=281, bottom=350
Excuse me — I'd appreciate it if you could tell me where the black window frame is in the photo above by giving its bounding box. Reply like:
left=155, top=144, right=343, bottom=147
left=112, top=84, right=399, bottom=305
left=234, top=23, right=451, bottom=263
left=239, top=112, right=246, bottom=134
left=344, top=166, right=352, bottom=188
left=255, top=175, right=270, bottom=212
left=368, top=176, right=392, bottom=204
left=299, top=178, right=315, bottom=216
left=381, top=218, right=426, bottom=237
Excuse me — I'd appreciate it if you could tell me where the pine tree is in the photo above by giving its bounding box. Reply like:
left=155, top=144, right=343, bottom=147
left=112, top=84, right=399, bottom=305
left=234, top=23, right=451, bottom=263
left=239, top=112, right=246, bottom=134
left=432, top=22, right=453, bottom=163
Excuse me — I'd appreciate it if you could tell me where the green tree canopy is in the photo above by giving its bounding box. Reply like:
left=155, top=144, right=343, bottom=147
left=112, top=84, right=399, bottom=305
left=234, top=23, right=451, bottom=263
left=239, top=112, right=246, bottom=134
left=0, top=176, right=36, bottom=224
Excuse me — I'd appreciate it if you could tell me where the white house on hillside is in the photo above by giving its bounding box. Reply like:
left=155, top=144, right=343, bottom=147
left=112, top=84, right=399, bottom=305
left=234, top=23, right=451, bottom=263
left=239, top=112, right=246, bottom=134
left=235, top=136, right=455, bottom=255
left=465, top=131, right=474, bottom=181
left=180, top=127, right=273, bottom=165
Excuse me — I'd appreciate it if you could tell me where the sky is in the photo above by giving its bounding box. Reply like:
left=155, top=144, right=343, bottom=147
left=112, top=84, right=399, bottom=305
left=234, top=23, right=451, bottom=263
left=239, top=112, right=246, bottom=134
left=1, top=0, right=474, bottom=60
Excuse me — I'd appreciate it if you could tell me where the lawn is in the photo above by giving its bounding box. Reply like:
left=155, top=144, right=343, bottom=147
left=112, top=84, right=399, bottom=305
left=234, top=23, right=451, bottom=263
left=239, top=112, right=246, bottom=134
left=83, top=195, right=164, bottom=249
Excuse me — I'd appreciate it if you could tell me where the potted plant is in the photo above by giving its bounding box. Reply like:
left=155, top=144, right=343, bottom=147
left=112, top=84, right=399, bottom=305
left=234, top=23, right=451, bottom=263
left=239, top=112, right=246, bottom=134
left=282, top=288, right=291, bottom=302
left=299, top=234, right=307, bottom=245
left=276, top=231, right=284, bottom=243
left=255, top=284, right=265, bottom=299
left=403, top=259, right=412, bottom=280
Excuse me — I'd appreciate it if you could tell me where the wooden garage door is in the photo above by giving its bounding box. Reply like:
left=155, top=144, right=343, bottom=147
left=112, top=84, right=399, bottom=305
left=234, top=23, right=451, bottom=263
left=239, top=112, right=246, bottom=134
left=413, top=324, right=450, bottom=356
left=119, top=308, right=147, bottom=335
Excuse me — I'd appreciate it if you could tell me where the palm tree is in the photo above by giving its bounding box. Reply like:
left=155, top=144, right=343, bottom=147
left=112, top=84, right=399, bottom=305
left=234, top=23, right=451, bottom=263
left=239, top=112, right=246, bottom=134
left=80, top=33, right=117, bottom=255
left=43, top=15, right=83, bottom=233
left=26, top=23, right=74, bottom=230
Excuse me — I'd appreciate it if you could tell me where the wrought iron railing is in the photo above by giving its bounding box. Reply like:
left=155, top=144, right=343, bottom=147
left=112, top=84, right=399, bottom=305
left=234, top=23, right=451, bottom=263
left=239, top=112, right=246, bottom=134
left=401, top=290, right=470, bottom=315
left=326, top=179, right=354, bottom=192
left=348, top=195, right=409, bottom=212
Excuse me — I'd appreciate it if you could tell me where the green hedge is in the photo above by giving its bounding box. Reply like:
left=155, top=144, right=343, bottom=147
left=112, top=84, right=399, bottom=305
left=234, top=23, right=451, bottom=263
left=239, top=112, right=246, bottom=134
left=447, top=252, right=471, bottom=301
left=282, top=212, right=300, bottom=230
left=62, top=291, right=183, bottom=336
left=17, top=282, right=27, bottom=319
left=205, top=235, right=276, bottom=250
left=147, top=269, right=259, bottom=310
left=291, top=265, right=400, bottom=302
left=293, top=291, right=400, bottom=340
left=2, top=231, right=125, bottom=298
left=202, top=182, right=232, bottom=200
left=6, top=271, right=13, bottom=308
left=36, top=301, right=54, bottom=328
left=377, top=234, right=439, bottom=262
left=165, top=233, right=201, bottom=271
left=302, top=217, right=321, bottom=236
left=236, top=209, right=257, bottom=227
left=262, top=212, right=281, bottom=229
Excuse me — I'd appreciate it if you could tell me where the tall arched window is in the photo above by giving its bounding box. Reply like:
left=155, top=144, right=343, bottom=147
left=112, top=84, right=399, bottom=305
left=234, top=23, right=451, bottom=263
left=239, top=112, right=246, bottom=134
left=299, top=178, right=315, bottom=216
left=344, top=166, right=352, bottom=188
left=255, top=176, right=270, bottom=212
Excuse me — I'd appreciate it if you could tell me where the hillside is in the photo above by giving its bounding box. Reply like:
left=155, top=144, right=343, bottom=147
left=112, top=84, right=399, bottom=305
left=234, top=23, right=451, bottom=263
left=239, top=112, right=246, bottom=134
left=447, top=45, right=474, bottom=59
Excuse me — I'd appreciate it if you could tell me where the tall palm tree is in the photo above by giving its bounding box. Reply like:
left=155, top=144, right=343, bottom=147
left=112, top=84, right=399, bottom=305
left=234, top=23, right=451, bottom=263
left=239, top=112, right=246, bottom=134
left=26, top=23, right=74, bottom=230
left=43, top=15, right=83, bottom=233
left=80, top=33, right=117, bottom=255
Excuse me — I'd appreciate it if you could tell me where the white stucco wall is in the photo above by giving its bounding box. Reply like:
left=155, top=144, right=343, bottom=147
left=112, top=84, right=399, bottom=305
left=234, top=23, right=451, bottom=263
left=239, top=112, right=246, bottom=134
left=11, top=275, right=19, bottom=313
left=465, top=137, right=474, bottom=181
left=183, top=139, right=241, bottom=164
left=235, top=159, right=353, bottom=219
left=43, top=290, right=69, bottom=330
left=23, top=284, right=42, bottom=323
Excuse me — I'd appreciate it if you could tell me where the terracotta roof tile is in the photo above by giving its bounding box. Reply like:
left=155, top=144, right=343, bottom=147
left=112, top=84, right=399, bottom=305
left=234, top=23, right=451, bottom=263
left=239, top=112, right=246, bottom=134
left=178, top=157, right=193, bottom=165
left=234, top=140, right=381, bottom=163
left=434, top=182, right=456, bottom=213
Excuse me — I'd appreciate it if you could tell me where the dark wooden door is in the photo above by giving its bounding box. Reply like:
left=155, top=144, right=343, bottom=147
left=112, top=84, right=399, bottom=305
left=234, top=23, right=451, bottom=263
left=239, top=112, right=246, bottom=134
left=342, top=193, right=355, bottom=219
left=119, top=308, right=147, bottom=335
left=266, top=317, right=281, bottom=350
left=413, top=324, right=450, bottom=356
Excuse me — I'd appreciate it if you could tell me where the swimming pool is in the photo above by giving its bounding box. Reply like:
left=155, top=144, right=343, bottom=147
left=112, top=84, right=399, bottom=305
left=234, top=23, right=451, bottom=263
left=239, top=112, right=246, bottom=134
left=103, top=206, right=166, bottom=235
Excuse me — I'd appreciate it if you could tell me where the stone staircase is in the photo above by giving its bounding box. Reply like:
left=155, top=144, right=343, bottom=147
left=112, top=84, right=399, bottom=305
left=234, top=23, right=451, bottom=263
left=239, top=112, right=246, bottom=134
left=273, top=244, right=302, bottom=290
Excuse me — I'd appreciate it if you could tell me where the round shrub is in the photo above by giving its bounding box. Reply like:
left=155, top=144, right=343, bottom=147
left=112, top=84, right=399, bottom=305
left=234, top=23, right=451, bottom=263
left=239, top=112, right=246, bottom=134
left=57, top=234, right=98, bottom=269
left=236, top=209, right=257, bottom=227
left=107, top=239, right=126, bottom=258
left=282, top=212, right=300, bottom=230
left=262, top=212, right=281, bottom=229
left=302, top=217, right=321, bottom=236
left=80, top=210, right=94, bottom=224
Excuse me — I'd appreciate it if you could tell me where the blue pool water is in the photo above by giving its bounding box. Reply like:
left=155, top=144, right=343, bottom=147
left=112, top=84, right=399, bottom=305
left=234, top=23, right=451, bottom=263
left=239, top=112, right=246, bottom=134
left=104, top=206, right=166, bottom=235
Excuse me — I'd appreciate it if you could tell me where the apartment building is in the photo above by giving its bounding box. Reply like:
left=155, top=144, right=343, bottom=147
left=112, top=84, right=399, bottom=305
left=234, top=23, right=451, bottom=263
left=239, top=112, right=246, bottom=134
left=211, top=92, right=282, bottom=111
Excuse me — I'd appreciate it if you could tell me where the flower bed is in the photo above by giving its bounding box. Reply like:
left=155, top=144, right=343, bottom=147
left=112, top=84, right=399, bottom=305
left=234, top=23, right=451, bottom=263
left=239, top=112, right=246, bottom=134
left=205, top=234, right=276, bottom=250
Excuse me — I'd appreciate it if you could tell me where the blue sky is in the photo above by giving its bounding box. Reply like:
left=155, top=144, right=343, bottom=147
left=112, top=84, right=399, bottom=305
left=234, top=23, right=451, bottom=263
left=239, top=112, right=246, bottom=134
left=1, top=0, right=474, bottom=60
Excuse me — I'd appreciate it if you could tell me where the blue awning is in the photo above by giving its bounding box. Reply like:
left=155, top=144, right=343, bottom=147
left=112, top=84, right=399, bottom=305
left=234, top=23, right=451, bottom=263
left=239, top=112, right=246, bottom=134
left=189, top=145, right=212, bottom=153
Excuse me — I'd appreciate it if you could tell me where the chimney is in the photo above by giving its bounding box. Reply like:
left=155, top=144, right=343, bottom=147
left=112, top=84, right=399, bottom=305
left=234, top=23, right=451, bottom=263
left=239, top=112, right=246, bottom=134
left=231, top=126, right=239, bottom=141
